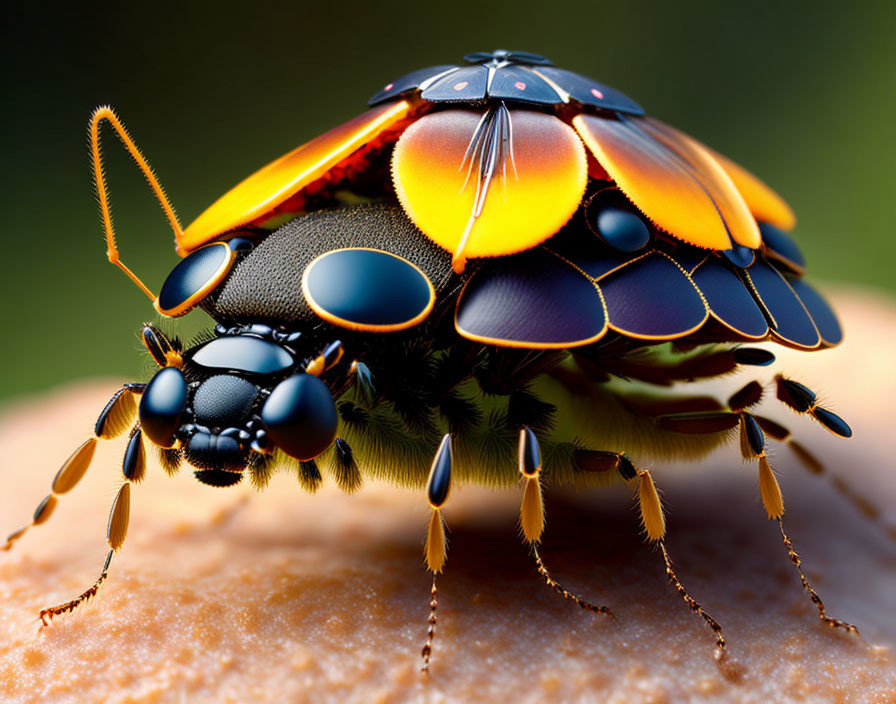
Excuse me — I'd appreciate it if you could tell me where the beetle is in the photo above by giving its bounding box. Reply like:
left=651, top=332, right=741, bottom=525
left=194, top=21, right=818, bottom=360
left=3, top=49, right=865, bottom=669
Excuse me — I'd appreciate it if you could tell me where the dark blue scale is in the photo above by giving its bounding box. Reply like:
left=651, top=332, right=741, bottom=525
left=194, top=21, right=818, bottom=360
left=668, top=246, right=710, bottom=275
left=600, top=253, right=708, bottom=338
left=421, top=66, right=489, bottom=102
left=261, top=374, right=338, bottom=461
left=156, top=242, right=234, bottom=316
left=369, top=50, right=644, bottom=115
left=545, top=224, right=637, bottom=281
left=586, top=189, right=652, bottom=253
left=139, top=367, right=188, bottom=448
left=690, top=258, right=769, bottom=338
left=760, top=222, right=806, bottom=274
left=303, top=248, right=433, bottom=330
left=455, top=249, right=607, bottom=347
left=532, top=66, right=645, bottom=115
left=745, top=260, right=820, bottom=349
left=368, top=65, right=456, bottom=106
left=486, top=65, right=563, bottom=105
left=787, top=277, right=843, bottom=346
left=191, top=336, right=295, bottom=375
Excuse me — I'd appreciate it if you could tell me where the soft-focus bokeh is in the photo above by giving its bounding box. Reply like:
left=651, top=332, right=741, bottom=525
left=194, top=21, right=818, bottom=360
left=1, top=2, right=894, bottom=399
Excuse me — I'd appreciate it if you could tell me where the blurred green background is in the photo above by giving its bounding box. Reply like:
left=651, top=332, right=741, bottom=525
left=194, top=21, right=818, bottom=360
left=1, top=2, right=894, bottom=401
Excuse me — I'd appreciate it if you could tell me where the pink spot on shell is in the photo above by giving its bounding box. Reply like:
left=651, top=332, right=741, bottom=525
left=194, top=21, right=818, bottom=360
left=384, top=83, right=394, bottom=92
left=514, top=81, right=526, bottom=90
left=453, top=81, right=469, bottom=91
left=591, top=88, right=605, bottom=100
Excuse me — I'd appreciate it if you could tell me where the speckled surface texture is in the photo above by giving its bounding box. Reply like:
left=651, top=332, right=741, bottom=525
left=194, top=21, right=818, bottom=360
left=1, top=290, right=895, bottom=703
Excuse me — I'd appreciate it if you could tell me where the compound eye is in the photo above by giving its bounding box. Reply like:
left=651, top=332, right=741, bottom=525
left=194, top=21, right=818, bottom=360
left=156, top=242, right=236, bottom=317
left=139, top=367, right=188, bottom=448
left=261, top=374, right=338, bottom=461
left=585, top=188, right=651, bottom=253
left=302, top=248, right=435, bottom=332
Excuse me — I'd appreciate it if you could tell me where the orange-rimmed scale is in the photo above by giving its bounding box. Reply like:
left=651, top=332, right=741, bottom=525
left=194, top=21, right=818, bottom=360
left=573, top=114, right=766, bottom=251
left=392, top=109, right=587, bottom=272
left=707, top=147, right=796, bottom=231
left=178, top=100, right=412, bottom=254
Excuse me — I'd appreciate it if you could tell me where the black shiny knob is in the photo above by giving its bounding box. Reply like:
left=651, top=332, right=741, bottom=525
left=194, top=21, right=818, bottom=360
left=139, top=367, right=188, bottom=448
left=261, top=374, right=338, bottom=461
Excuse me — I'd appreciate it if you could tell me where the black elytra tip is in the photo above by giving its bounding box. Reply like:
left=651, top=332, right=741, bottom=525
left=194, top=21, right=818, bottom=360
left=741, top=413, right=766, bottom=456
left=617, top=454, right=638, bottom=481
left=518, top=426, right=541, bottom=477
left=733, top=348, right=776, bottom=367
left=156, top=242, right=235, bottom=317
left=261, top=374, right=338, bottom=461
left=776, top=377, right=817, bottom=413
left=811, top=407, right=853, bottom=438
left=139, top=367, right=188, bottom=448
left=426, top=434, right=453, bottom=508
left=122, top=429, right=146, bottom=482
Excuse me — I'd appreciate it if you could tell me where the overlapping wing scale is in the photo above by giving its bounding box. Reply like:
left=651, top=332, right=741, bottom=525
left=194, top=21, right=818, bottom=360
left=638, top=118, right=760, bottom=249
left=787, top=278, right=843, bottom=347
left=455, top=249, right=607, bottom=348
left=600, top=252, right=709, bottom=339
left=707, top=148, right=797, bottom=231
left=690, top=258, right=769, bottom=339
left=743, top=260, right=820, bottom=349
left=392, top=109, right=587, bottom=267
left=420, top=66, right=488, bottom=102
left=180, top=101, right=411, bottom=253
left=572, top=114, right=736, bottom=251
left=759, top=222, right=806, bottom=275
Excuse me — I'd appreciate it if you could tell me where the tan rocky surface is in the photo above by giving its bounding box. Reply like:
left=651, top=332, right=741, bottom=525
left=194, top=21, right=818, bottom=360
left=1, top=289, right=895, bottom=703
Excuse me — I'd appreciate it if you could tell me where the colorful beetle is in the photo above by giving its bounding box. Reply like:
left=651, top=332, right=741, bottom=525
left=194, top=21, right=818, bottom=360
left=4, top=50, right=863, bottom=668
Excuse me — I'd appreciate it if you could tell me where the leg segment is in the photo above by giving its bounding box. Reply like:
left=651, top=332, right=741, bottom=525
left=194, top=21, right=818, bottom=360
left=739, top=412, right=862, bottom=640
left=775, top=375, right=852, bottom=437
left=39, top=480, right=132, bottom=625
left=421, top=434, right=452, bottom=673
left=3, top=385, right=139, bottom=551
left=635, top=466, right=727, bottom=660
left=521, top=429, right=615, bottom=618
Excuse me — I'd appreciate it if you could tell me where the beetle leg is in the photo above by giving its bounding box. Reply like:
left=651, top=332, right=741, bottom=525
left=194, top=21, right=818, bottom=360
left=774, top=374, right=852, bottom=438
left=3, top=385, right=140, bottom=552
left=520, top=429, right=615, bottom=619
left=421, top=434, right=452, bottom=673
left=38, top=419, right=143, bottom=625
left=738, top=413, right=864, bottom=642
left=305, top=340, right=344, bottom=377
left=633, top=464, right=727, bottom=660
left=39, top=479, right=132, bottom=626
left=753, top=414, right=890, bottom=537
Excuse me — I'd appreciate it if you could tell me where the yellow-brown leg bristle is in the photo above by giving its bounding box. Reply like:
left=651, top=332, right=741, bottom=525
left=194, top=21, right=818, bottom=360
left=532, top=543, right=615, bottom=620
left=39, top=550, right=114, bottom=627
left=776, top=518, right=865, bottom=643
left=659, top=541, right=727, bottom=660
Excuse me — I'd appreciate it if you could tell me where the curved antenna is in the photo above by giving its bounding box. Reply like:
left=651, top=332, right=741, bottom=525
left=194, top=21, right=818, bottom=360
left=89, top=106, right=184, bottom=302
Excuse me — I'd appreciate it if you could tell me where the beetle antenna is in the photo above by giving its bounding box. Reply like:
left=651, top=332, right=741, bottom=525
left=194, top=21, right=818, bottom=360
left=89, top=106, right=184, bottom=302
